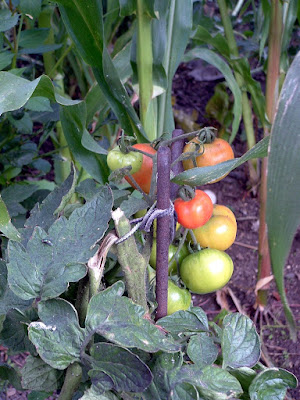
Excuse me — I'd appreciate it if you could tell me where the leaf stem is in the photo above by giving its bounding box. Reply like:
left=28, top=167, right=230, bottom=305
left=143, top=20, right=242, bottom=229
left=57, top=362, right=82, bottom=400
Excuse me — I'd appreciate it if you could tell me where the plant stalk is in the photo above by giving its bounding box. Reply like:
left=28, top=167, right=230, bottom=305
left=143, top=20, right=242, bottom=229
left=217, top=0, right=257, bottom=181
left=155, top=146, right=171, bottom=320
left=257, top=0, right=283, bottom=309
left=58, top=362, right=82, bottom=400
left=170, top=129, right=184, bottom=200
left=112, top=209, right=148, bottom=312
left=136, top=0, right=153, bottom=137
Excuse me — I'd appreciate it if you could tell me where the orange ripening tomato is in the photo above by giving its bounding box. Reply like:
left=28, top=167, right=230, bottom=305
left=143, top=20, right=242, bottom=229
left=174, top=190, right=213, bottom=230
left=192, top=204, right=237, bottom=251
left=182, top=137, right=234, bottom=183
left=125, top=143, right=157, bottom=194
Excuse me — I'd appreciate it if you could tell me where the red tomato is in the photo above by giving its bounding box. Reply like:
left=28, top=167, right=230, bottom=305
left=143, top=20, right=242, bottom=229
left=174, top=190, right=213, bottom=229
left=125, top=143, right=156, bottom=194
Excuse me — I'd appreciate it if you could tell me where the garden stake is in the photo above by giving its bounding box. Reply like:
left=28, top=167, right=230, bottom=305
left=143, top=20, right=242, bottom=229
left=156, top=146, right=172, bottom=320
left=170, top=129, right=184, bottom=200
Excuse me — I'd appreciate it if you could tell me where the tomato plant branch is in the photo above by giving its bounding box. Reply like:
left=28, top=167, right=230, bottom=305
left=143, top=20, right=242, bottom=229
left=57, top=362, right=82, bottom=400
left=112, top=208, right=148, bottom=312
left=155, top=146, right=172, bottom=320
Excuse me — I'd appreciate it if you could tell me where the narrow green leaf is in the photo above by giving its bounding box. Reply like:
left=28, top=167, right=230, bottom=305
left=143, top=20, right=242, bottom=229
left=249, top=368, right=297, bottom=400
left=192, top=25, right=231, bottom=59
left=222, top=313, right=260, bottom=369
left=60, top=102, right=110, bottom=183
left=266, top=51, right=300, bottom=340
left=21, top=355, right=62, bottom=391
left=0, top=195, right=21, bottom=241
left=172, top=136, right=269, bottom=186
left=184, top=48, right=242, bottom=138
left=19, top=29, right=50, bottom=48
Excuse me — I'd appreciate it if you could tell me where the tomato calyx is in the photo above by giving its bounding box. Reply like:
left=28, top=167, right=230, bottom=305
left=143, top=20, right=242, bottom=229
left=196, top=126, right=217, bottom=144
left=177, top=185, right=196, bottom=202
left=117, top=130, right=137, bottom=154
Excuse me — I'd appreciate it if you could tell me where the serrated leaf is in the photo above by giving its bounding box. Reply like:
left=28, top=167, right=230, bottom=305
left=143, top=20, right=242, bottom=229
left=89, top=342, right=152, bottom=392
left=0, top=260, right=31, bottom=314
left=172, top=136, right=269, bottom=186
left=23, top=169, right=76, bottom=243
left=187, top=332, right=218, bottom=368
left=249, top=368, right=297, bottom=400
left=0, top=72, right=80, bottom=116
left=0, top=309, right=37, bottom=353
left=266, top=51, right=300, bottom=339
left=158, top=307, right=208, bottom=336
left=21, top=355, right=62, bottom=391
left=85, top=283, right=180, bottom=353
left=8, top=186, right=113, bottom=300
left=28, top=299, right=84, bottom=370
left=0, top=195, right=21, bottom=241
left=222, top=313, right=260, bottom=369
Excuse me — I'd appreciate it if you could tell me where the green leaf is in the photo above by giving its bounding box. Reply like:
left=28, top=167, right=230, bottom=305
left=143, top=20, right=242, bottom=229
left=0, top=195, right=22, bottom=241
left=228, top=367, right=256, bottom=393
left=0, top=309, right=37, bottom=353
left=27, top=392, right=53, bottom=400
left=249, top=368, right=297, bottom=400
left=0, top=51, right=14, bottom=70
left=222, top=313, right=260, bottom=369
left=192, top=25, right=231, bottom=59
left=120, top=195, right=148, bottom=218
left=119, top=0, right=136, bottom=16
left=19, top=0, right=42, bottom=18
left=0, top=363, right=22, bottom=391
left=23, top=168, right=76, bottom=243
left=85, top=283, right=180, bottom=353
left=266, top=51, right=300, bottom=340
left=28, top=299, right=84, bottom=370
left=80, top=387, right=119, bottom=400
left=81, top=129, right=108, bottom=155
left=171, top=383, right=199, bottom=400
left=60, top=103, right=110, bottom=183
left=187, top=332, right=218, bottom=369
left=55, top=0, right=145, bottom=139
left=8, top=186, right=113, bottom=300
left=25, top=97, right=52, bottom=112
left=0, top=260, right=31, bottom=314
left=19, top=29, right=49, bottom=48
left=89, top=342, right=153, bottom=392
left=184, top=48, right=242, bottom=138
left=0, top=72, right=80, bottom=115
left=158, top=307, right=208, bottom=336
left=157, top=0, right=193, bottom=136
left=21, top=355, right=62, bottom=391
left=172, top=136, right=269, bottom=186
left=0, top=10, right=19, bottom=32
left=175, top=365, right=243, bottom=399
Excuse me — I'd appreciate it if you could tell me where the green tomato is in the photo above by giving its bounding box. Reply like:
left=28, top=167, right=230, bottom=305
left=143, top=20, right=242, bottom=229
left=107, top=146, right=143, bottom=174
left=149, top=240, right=189, bottom=274
left=167, top=280, right=191, bottom=315
left=180, top=248, right=233, bottom=294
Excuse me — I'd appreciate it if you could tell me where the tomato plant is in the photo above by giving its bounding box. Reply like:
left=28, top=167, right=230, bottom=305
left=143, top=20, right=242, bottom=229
left=192, top=204, right=237, bottom=251
left=180, top=248, right=234, bottom=294
left=125, top=143, right=156, bottom=194
left=149, top=239, right=189, bottom=274
left=167, top=280, right=191, bottom=315
left=174, top=189, right=213, bottom=229
left=182, top=137, right=234, bottom=182
left=107, top=146, right=143, bottom=174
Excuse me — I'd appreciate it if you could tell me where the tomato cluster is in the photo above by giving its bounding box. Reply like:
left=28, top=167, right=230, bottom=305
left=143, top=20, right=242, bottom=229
left=107, top=135, right=236, bottom=314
